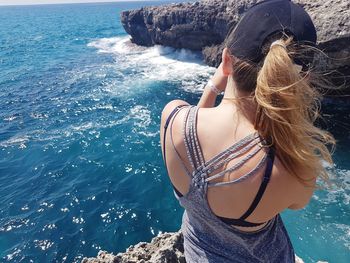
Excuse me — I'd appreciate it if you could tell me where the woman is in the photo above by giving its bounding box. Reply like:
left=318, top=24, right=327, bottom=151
left=160, top=0, right=335, bottom=262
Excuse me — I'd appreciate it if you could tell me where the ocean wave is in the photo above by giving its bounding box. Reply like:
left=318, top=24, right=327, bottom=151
left=3, top=115, right=19, bottom=121
left=87, top=36, right=215, bottom=94
left=0, top=135, right=29, bottom=148
left=87, top=36, right=145, bottom=54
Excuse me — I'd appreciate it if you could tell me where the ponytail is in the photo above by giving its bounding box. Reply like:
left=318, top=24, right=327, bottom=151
left=253, top=38, right=335, bottom=185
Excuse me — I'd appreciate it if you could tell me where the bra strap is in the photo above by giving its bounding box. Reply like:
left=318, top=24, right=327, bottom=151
left=239, top=147, right=275, bottom=220
left=162, top=104, right=188, bottom=171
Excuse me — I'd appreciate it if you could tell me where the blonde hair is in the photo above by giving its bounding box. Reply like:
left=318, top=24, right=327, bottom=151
left=229, top=37, right=335, bottom=185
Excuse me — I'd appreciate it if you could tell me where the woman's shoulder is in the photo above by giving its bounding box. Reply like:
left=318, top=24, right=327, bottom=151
left=160, top=100, right=192, bottom=149
left=161, top=100, right=191, bottom=124
left=270, top=154, right=316, bottom=210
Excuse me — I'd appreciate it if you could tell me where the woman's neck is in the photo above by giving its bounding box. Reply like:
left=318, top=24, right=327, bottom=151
left=219, top=78, right=258, bottom=126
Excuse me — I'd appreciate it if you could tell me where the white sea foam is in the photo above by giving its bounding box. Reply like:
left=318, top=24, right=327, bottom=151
left=0, top=218, right=30, bottom=232
left=0, top=135, right=29, bottom=148
left=334, top=223, right=350, bottom=249
left=314, top=168, right=350, bottom=206
left=6, top=248, right=21, bottom=261
left=71, top=122, right=94, bottom=132
left=87, top=36, right=215, bottom=94
left=42, top=223, right=56, bottom=231
left=130, top=105, right=151, bottom=128
left=72, top=216, right=85, bottom=224
left=87, top=37, right=141, bottom=54
left=34, top=239, right=54, bottom=251
left=30, top=112, right=49, bottom=119
left=3, top=115, right=18, bottom=121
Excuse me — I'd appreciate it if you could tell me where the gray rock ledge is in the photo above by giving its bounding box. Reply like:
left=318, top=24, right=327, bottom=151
left=121, top=0, right=350, bottom=95
left=81, top=231, right=185, bottom=263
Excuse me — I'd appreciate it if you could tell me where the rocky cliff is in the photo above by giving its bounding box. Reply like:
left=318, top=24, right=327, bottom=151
left=121, top=0, right=350, bottom=95
left=82, top=231, right=185, bottom=263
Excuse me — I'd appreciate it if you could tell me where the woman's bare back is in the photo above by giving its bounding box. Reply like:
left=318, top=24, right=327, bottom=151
left=161, top=100, right=315, bottom=232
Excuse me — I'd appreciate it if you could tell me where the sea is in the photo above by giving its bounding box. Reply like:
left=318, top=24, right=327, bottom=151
left=0, top=1, right=349, bottom=262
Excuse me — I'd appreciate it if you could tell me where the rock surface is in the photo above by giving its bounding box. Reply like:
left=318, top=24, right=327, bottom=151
left=81, top=231, right=185, bottom=263
left=121, top=0, right=350, bottom=94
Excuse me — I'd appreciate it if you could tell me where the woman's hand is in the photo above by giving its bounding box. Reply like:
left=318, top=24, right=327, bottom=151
left=210, top=62, right=228, bottom=92
left=197, top=62, right=229, bottom=108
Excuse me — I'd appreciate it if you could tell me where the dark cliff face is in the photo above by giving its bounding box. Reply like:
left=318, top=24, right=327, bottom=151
left=121, top=1, right=258, bottom=50
left=121, top=1, right=233, bottom=50
left=121, top=0, right=350, bottom=94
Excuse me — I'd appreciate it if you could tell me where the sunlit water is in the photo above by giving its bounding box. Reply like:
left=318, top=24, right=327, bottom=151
left=0, top=2, right=349, bottom=262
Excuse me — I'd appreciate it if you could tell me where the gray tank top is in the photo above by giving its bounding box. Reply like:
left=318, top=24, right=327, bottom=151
left=163, top=105, right=295, bottom=262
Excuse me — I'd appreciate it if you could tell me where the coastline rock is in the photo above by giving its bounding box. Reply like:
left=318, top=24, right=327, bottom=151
left=121, top=0, right=350, bottom=94
left=81, top=231, right=185, bottom=263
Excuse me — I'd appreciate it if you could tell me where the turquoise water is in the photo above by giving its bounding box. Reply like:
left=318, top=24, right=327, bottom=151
left=0, top=2, right=349, bottom=262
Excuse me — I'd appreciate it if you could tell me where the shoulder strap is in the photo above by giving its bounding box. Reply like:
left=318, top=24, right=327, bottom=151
left=239, top=147, right=275, bottom=220
left=183, top=106, right=205, bottom=171
left=162, top=104, right=188, bottom=170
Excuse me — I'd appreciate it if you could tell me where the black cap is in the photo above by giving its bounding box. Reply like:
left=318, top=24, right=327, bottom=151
left=226, top=0, right=317, bottom=64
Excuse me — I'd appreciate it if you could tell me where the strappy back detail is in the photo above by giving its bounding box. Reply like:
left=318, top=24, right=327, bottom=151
left=163, top=105, right=275, bottom=227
